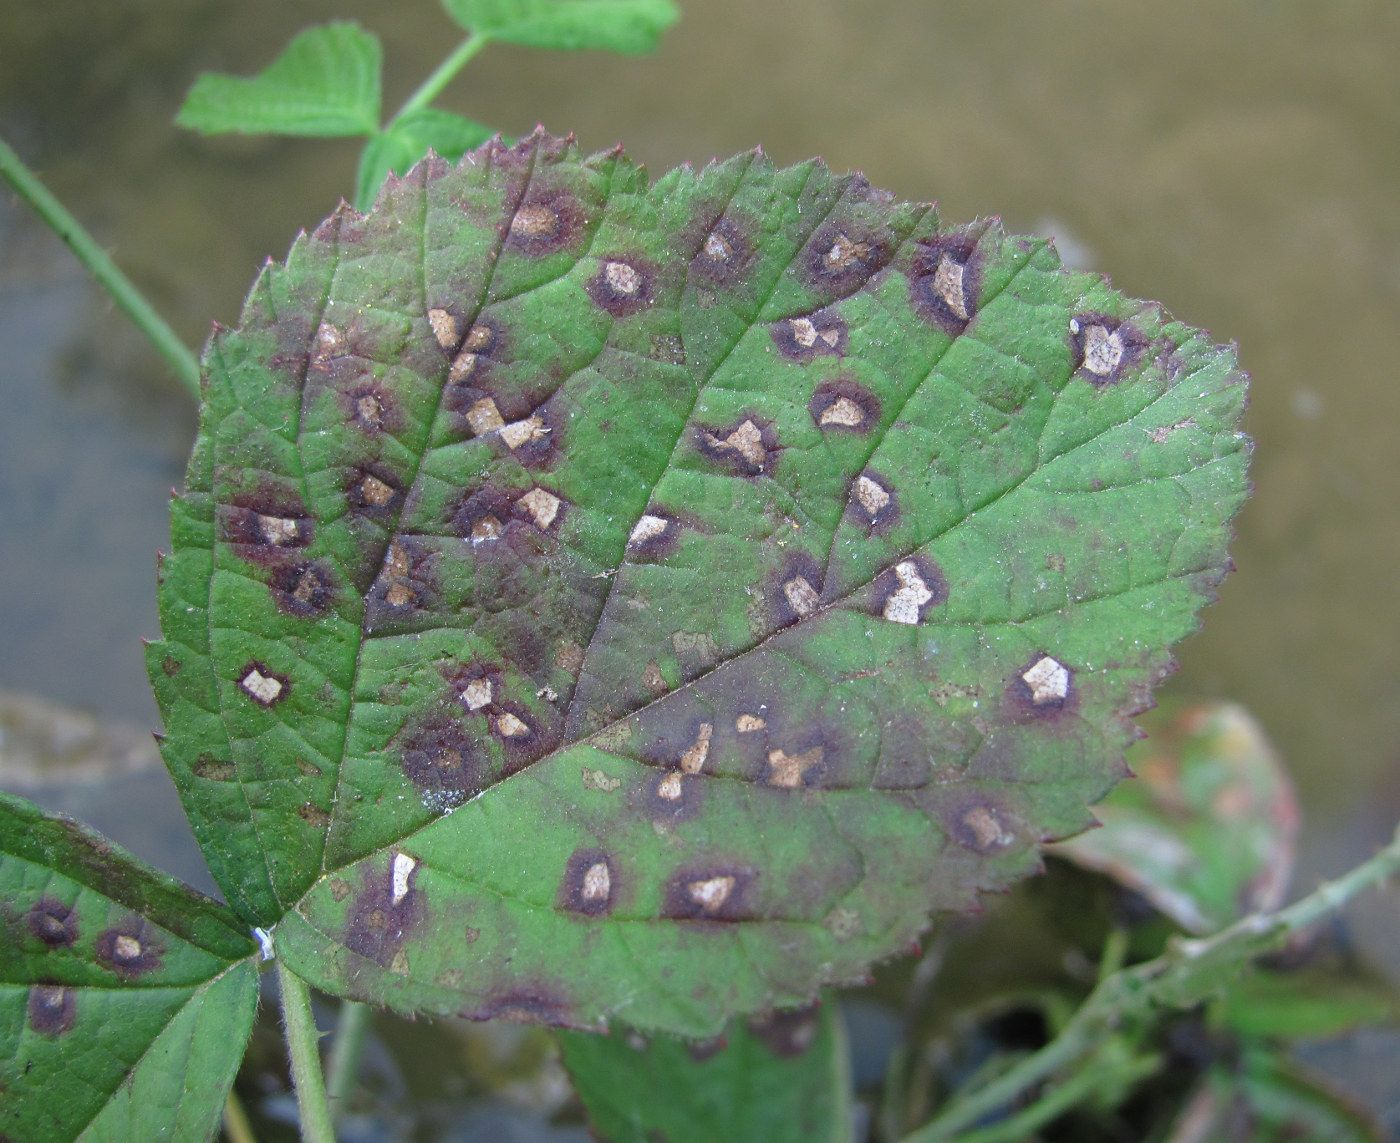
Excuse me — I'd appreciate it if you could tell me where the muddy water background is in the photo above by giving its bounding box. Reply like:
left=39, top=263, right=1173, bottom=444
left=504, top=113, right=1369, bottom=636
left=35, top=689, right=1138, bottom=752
left=3, top=0, right=1400, bottom=1107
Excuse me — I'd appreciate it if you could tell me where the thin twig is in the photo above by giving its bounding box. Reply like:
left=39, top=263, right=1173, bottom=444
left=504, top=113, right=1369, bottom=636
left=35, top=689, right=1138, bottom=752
left=0, top=133, right=202, bottom=400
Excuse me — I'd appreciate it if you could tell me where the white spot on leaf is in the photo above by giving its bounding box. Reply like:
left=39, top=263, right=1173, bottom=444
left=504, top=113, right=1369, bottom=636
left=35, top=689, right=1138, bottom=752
left=657, top=772, right=684, bottom=801
left=1082, top=324, right=1124, bottom=376
left=680, top=723, right=712, bottom=774
left=604, top=260, right=641, bottom=295
left=519, top=487, right=561, bottom=529
left=767, top=746, right=823, bottom=788
left=704, top=420, right=767, bottom=467
left=499, top=416, right=548, bottom=450
left=496, top=712, right=531, bottom=738
left=240, top=668, right=283, bottom=705
left=819, top=398, right=865, bottom=427
left=883, top=561, right=934, bottom=625
left=461, top=678, right=492, bottom=711
left=629, top=515, right=669, bottom=545
left=736, top=714, right=766, bottom=733
left=113, top=935, right=143, bottom=961
left=784, top=576, right=820, bottom=617
left=391, top=853, right=416, bottom=904
left=854, top=475, right=890, bottom=517
left=1021, top=655, right=1070, bottom=705
left=933, top=255, right=970, bottom=320
left=428, top=308, right=459, bottom=350
left=466, top=397, right=505, bottom=437
left=687, top=875, right=735, bottom=912
left=582, top=861, right=611, bottom=901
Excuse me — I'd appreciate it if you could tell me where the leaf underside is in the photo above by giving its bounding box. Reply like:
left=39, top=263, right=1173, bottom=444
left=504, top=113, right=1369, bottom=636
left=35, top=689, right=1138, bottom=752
left=0, top=793, right=257, bottom=1143
left=147, top=130, right=1249, bottom=1036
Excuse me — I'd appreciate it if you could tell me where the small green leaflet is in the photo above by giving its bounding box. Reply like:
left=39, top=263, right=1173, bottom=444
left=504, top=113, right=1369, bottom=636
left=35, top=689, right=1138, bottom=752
left=355, top=109, right=500, bottom=212
left=177, top=21, right=382, bottom=137
left=0, top=792, right=257, bottom=1143
left=147, top=131, right=1249, bottom=1036
left=442, top=0, right=681, bottom=53
left=559, top=998, right=850, bottom=1142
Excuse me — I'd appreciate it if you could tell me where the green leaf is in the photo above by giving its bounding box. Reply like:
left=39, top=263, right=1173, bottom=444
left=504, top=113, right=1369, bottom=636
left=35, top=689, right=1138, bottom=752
left=1213, top=968, right=1397, bottom=1042
left=177, top=21, right=382, bottom=137
left=147, top=131, right=1249, bottom=1036
left=1054, top=699, right=1298, bottom=933
left=0, top=792, right=258, bottom=1143
left=559, top=999, right=850, bottom=1142
left=356, top=109, right=501, bottom=212
left=441, top=0, right=680, bottom=53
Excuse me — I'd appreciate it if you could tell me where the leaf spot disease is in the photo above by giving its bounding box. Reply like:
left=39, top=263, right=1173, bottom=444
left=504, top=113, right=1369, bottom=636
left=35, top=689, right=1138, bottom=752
left=657, top=772, right=684, bottom=801
left=28, top=984, right=76, bottom=1036
left=736, top=714, right=767, bottom=733
left=628, top=514, right=672, bottom=548
left=1069, top=314, right=1145, bottom=385
left=561, top=848, right=617, bottom=916
left=589, top=257, right=653, bottom=316
left=428, top=308, right=460, bottom=351
left=767, top=746, right=823, bottom=788
left=582, top=766, right=622, bottom=792
left=96, top=926, right=162, bottom=977
left=680, top=723, right=713, bottom=773
left=932, top=254, right=971, bottom=321
left=770, top=310, right=848, bottom=360
left=466, top=397, right=506, bottom=436
left=783, top=575, right=820, bottom=618
left=956, top=803, right=1017, bottom=854
left=518, top=487, right=562, bottom=529
left=689, top=876, right=735, bottom=911
left=1021, top=654, right=1072, bottom=707
left=851, top=472, right=896, bottom=527
left=495, top=712, right=532, bottom=738
left=883, top=561, right=935, bottom=625
left=391, top=853, right=417, bottom=905
left=460, top=678, right=493, bottom=711
left=1075, top=319, right=1123, bottom=377
left=702, top=420, right=767, bottom=469
left=28, top=899, right=77, bottom=948
left=239, top=662, right=288, bottom=706
left=500, top=415, right=549, bottom=450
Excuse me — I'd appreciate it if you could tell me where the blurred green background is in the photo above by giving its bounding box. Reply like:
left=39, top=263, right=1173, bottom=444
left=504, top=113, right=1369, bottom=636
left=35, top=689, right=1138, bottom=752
left=2, top=0, right=1397, bottom=990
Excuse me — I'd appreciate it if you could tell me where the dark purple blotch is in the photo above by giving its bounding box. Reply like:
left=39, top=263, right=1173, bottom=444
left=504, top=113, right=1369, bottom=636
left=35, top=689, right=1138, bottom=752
left=27, top=984, right=76, bottom=1036
left=803, top=220, right=892, bottom=295
left=768, top=309, right=849, bottom=362
left=660, top=863, right=756, bottom=922
left=1069, top=312, right=1147, bottom=386
left=692, top=414, right=779, bottom=478
left=871, top=555, right=948, bottom=623
left=558, top=847, right=618, bottom=917
left=505, top=189, right=586, bottom=256
left=909, top=231, right=982, bottom=336
left=96, top=922, right=163, bottom=978
left=688, top=216, right=754, bottom=287
left=808, top=378, right=880, bottom=434
left=397, top=716, right=485, bottom=808
left=27, top=898, right=77, bottom=948
left=270, top=560, right=338, bottom=619
left=343, top=858, right=423, bottom=967
left=587, top=256, right=656, bottom=318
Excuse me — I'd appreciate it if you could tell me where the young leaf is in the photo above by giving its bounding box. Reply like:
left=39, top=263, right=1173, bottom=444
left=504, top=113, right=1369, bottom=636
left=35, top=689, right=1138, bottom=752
left=177, top=21, right=382, bottom=137
left=0, top=792, right=258, bottom=1143
left=558, top=1000, right=850, bottom=1142
left=356, top=109, right=500, bottom=211
left=147, top=131, right=1249, bottom=1036
left=441, top=0, right=680, bottom=53
left=1055, top=700, right=1298, bottom=933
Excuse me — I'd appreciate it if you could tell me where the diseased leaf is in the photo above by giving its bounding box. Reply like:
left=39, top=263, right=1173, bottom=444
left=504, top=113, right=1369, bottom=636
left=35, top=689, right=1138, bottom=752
left=559, top=999, right=850, bottom=1143
left=442, top=0, right=680, bottom=53
left=0, top=792, right=258, bottom=1143
left=147, top=131, right=1249, bottom=1035
left=1055, top=700, right=1297, bottom=933
left=177, top=21, right=382, bottom=137
left=356, top=110, right=501, bottom=211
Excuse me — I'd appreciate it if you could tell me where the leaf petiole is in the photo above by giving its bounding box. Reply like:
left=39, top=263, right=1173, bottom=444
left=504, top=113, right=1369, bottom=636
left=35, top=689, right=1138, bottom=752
left=278, top=960, right=337, bottom=1143
left=391, top=32, right=495, bottom=125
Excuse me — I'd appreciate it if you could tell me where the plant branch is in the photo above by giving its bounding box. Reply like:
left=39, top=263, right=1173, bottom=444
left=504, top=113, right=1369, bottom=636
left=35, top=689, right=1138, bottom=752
left=902, top=824, right=1400, bottom=1143
left=278, top=960, right=336, bottom=1143
left=0, top=133, right=202, bottom=400
left=391, top=33, right=494, bottom=123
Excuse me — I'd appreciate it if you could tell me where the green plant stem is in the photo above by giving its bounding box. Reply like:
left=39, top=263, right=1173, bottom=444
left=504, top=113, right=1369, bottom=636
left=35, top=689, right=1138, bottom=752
left=324, top=999, right=371, bottom=1123
left=902, top=824, right=1400, bottom=1143
left=0, top=133, right=202, bottom=401
left=222, top=1089, right=258, bottom=1143
left=948, top=1051, right=1161, bottom=1143
left=278, top=960, right=336, bottom=1143
left=391, top=33, right=494, bottom=123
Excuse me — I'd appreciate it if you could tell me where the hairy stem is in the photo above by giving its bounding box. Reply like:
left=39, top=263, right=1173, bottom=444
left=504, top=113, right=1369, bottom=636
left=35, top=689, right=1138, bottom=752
left=325, top=999, right=371, bottom=1123
left=278, top=960, right=336, bottom=1143
left=903, top=824, right=1400, bottom=1143
left=391, top=33, right=494, bottom=123
left=0, top=133, right=202, bottom=400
